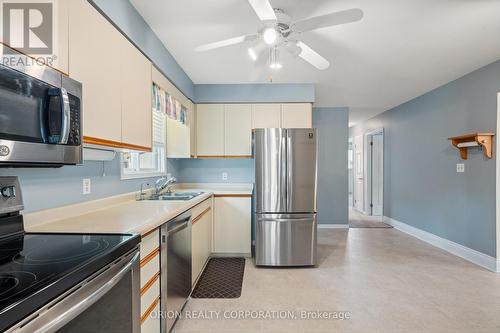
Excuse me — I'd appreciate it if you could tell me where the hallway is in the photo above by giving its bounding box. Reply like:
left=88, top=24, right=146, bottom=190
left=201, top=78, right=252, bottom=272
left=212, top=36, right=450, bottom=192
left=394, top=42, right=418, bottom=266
left=349, top=208, right=392, bottom=228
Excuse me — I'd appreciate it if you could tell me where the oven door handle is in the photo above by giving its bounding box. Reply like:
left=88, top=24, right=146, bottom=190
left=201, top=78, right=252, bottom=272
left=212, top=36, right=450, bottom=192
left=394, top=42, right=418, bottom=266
left=10, top=250, right=140, bottom=333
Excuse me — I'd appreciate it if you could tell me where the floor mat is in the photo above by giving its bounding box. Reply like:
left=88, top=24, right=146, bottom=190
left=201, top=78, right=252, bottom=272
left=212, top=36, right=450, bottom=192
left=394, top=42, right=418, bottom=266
left=191, top=257, right=245, bottom=298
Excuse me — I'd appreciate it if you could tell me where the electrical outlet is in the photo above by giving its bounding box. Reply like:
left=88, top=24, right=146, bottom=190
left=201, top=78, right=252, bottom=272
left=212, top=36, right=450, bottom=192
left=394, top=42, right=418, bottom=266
left=83, top=178, right=91, bottom=194
left=222, top=172, right=228, bottom=181
left=456, top=163, right=465, bottom=173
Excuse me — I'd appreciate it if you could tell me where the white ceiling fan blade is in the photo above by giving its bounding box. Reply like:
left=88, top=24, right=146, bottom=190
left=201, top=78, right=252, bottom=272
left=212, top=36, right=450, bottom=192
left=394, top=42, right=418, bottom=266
left=195, top=34, right=258, bottom=52
left=248, top=0, right=277, bottom=21
left=292, top=8, right=363, bottom=33
left=296, top=41, right=330, bottom=70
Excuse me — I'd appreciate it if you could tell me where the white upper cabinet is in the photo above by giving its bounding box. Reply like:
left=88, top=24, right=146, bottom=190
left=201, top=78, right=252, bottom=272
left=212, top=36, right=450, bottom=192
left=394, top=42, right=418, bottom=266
left=194, top=102, right=312, bottom=158
left=196, top=104, right=225, bottom=156
left=53, top=0, right=69, bottom=73
left=121, top=44, right=152, bottom=149
left=152, top=67, right=195, bottom=158
left=69, top=0, right=153, bottom=150
left=252, top=104, right=281, bottom=129
left=225, top=104, right=252, bottom=156
left=281, top=103, right=313, bottom=128
left=69, top=0, right=122, bottom=143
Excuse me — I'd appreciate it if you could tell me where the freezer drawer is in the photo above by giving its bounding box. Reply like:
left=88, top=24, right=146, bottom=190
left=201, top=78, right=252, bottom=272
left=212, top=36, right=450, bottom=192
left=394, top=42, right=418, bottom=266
left=255, top=214, right=317, bottom=266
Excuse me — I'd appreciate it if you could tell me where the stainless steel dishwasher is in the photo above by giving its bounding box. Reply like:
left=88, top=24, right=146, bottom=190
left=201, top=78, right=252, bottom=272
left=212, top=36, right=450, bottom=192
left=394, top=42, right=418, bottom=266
left=160, top=211, right=192, bottom=333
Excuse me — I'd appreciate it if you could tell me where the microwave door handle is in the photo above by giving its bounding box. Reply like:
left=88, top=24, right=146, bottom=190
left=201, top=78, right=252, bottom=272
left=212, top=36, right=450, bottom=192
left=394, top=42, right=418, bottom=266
left=59, top=88, right=71, bottom=144
left=13, top=251, right=140, bottom=333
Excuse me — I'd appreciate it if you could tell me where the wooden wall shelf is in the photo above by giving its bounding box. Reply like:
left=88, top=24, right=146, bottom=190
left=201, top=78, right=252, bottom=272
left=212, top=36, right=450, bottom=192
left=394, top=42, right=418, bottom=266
left=448, top=133, right=495, bottom=160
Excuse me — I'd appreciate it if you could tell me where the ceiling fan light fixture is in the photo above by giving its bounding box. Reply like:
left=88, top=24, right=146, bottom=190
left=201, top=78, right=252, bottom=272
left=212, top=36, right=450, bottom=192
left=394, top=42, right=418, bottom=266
left=269, top=47, right=282, bottom=69
left=263, top=28, right=278, bottom=45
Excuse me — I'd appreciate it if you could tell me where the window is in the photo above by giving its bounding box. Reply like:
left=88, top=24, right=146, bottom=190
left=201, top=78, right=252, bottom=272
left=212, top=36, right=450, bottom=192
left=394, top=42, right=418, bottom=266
left=121, top=108, right=166, bottom=179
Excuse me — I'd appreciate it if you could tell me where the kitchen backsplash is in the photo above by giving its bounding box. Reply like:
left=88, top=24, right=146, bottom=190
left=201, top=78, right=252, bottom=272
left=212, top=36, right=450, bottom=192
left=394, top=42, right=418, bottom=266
left=0, top=157, right=160, bottom=213
left=168, top=158, right=254, bottom=184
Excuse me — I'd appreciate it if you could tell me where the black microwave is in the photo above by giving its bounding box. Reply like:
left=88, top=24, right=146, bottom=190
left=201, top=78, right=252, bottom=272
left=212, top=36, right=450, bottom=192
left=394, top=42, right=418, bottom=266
left=0, top=45, right=82, bottom=167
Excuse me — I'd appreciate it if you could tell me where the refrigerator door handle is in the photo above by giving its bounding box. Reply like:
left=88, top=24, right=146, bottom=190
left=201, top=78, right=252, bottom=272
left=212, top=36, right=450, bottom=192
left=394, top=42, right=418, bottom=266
left=286, top=131, right=293, bottom=211
left=280, top=131, right=288, bottom=210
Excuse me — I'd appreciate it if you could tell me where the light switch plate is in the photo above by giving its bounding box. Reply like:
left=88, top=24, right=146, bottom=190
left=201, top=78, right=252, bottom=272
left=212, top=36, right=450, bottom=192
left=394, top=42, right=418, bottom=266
left=222, top=172, right=228, bottom=181
left=456, top=163, right=465, bottom=173
left=83, top=178, right=91, bottom=194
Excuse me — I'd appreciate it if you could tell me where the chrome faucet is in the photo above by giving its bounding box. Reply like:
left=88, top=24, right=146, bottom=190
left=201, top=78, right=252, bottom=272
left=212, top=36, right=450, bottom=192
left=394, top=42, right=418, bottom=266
left=139, top=182, right=150, bottom=200
left=155, top=176, right=177, bottom=195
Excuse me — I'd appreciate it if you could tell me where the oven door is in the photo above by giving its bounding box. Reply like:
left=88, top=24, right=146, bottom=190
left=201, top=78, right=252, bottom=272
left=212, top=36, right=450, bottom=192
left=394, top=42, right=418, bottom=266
left=7, top=249, right=141, bottom=333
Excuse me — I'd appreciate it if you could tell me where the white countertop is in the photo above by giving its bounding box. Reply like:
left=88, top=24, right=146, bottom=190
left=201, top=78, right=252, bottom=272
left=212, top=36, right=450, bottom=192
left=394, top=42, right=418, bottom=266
left=25, top=183, right=253, bottom=236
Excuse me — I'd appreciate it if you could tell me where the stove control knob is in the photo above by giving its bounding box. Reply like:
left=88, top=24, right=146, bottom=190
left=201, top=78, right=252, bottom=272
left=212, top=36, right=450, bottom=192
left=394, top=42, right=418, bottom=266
left=1, top=186, right=16, bottom=199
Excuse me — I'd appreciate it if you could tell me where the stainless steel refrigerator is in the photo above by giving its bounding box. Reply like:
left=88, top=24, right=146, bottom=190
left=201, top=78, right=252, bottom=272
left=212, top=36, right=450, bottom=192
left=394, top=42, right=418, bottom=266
left=254, top=128, right=318, bottom=266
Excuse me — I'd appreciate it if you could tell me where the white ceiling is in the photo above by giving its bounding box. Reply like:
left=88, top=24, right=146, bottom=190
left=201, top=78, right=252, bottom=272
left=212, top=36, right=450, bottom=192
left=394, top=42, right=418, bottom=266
left=131, top=0, right=500, bottom=126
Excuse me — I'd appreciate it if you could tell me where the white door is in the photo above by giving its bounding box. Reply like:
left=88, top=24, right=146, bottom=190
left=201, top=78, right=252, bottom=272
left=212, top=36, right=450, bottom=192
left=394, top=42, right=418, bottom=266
left=353, top=135, right=364, bottom=212
left=371, top=133, right=383, bottom=216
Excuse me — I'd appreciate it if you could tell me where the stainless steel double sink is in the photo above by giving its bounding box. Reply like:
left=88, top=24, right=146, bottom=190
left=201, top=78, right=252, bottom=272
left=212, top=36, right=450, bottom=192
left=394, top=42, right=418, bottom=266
left=141, top=191, right=204, bottom=201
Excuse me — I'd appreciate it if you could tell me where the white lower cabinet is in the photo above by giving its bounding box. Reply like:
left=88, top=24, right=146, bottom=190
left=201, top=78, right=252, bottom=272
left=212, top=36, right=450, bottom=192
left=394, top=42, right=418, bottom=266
left=213, top=196, right=252, bottom=255
left=141, top=302, right=161, bottom=333
left=140, top=229, right=161, bottom=332
left=191, top=199, right=213, bottom=285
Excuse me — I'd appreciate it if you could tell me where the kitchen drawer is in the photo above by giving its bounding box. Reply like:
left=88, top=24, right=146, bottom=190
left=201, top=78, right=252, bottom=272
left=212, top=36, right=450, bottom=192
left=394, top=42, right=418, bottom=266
left=141, top=228, right=159, bottom=260
left=140, top=251, right=159, bottom=289
left=141, top=301, right=161, bottom=333
left=192, top=198, right=212, bottom=219
left=141, top=276, right=160, bottom=316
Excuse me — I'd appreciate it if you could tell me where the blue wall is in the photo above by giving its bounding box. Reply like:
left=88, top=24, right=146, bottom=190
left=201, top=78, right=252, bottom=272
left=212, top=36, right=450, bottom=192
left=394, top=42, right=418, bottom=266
left=350, top=60, right=500, bottom=257
left=314, top=108, right=349, bottom=225
left=168, top=158, right=254, bottom=184
left=0, top=157, right=159, bottom=213
left=90, top=0, right=195, bottom=100
left=195, top=84, right=315, bottom=103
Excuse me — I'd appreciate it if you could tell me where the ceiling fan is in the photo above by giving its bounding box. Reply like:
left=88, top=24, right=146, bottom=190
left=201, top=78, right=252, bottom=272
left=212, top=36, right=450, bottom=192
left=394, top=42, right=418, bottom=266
left=195, top=0, right=363, bottom=70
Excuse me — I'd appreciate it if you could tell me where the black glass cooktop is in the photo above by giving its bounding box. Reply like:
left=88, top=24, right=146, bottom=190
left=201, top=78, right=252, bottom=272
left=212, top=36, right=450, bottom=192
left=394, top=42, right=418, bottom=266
left=0, top=232, right=139, bottom=331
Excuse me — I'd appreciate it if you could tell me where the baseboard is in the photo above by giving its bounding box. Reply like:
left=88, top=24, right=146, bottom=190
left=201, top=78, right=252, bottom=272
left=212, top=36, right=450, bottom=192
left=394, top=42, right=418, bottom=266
left=318, top=224, right=349, bottom=229
left=384, top=216, right=499, bottom=273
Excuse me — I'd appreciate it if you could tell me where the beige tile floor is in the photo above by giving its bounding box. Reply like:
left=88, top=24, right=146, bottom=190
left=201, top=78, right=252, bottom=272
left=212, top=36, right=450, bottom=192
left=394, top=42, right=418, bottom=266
left=349, top=208, right=391, bottom=228
left=174, top=228, right=500, bottom=333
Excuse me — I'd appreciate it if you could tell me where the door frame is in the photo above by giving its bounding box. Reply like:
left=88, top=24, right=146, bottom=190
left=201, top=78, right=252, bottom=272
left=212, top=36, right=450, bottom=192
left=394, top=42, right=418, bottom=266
left=496, top=93, right=500, bottom=265
left=353, top=135, right=365, bottom=213
left=365, top=128, right=384, bottom=216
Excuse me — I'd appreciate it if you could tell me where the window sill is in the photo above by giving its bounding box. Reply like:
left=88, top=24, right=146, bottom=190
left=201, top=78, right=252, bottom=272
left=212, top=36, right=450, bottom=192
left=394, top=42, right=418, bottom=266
left=121, top=171, right=166, bottom=180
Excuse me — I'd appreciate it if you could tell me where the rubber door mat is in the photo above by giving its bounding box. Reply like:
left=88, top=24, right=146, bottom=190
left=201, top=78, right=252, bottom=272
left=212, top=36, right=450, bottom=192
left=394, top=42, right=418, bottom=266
left=191, top=258, right=245, bottom=298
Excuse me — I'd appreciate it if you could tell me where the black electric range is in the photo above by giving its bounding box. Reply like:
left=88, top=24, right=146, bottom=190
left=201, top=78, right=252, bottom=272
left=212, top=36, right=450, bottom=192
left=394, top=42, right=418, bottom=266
left=0, top=177, right=141, bottom=332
